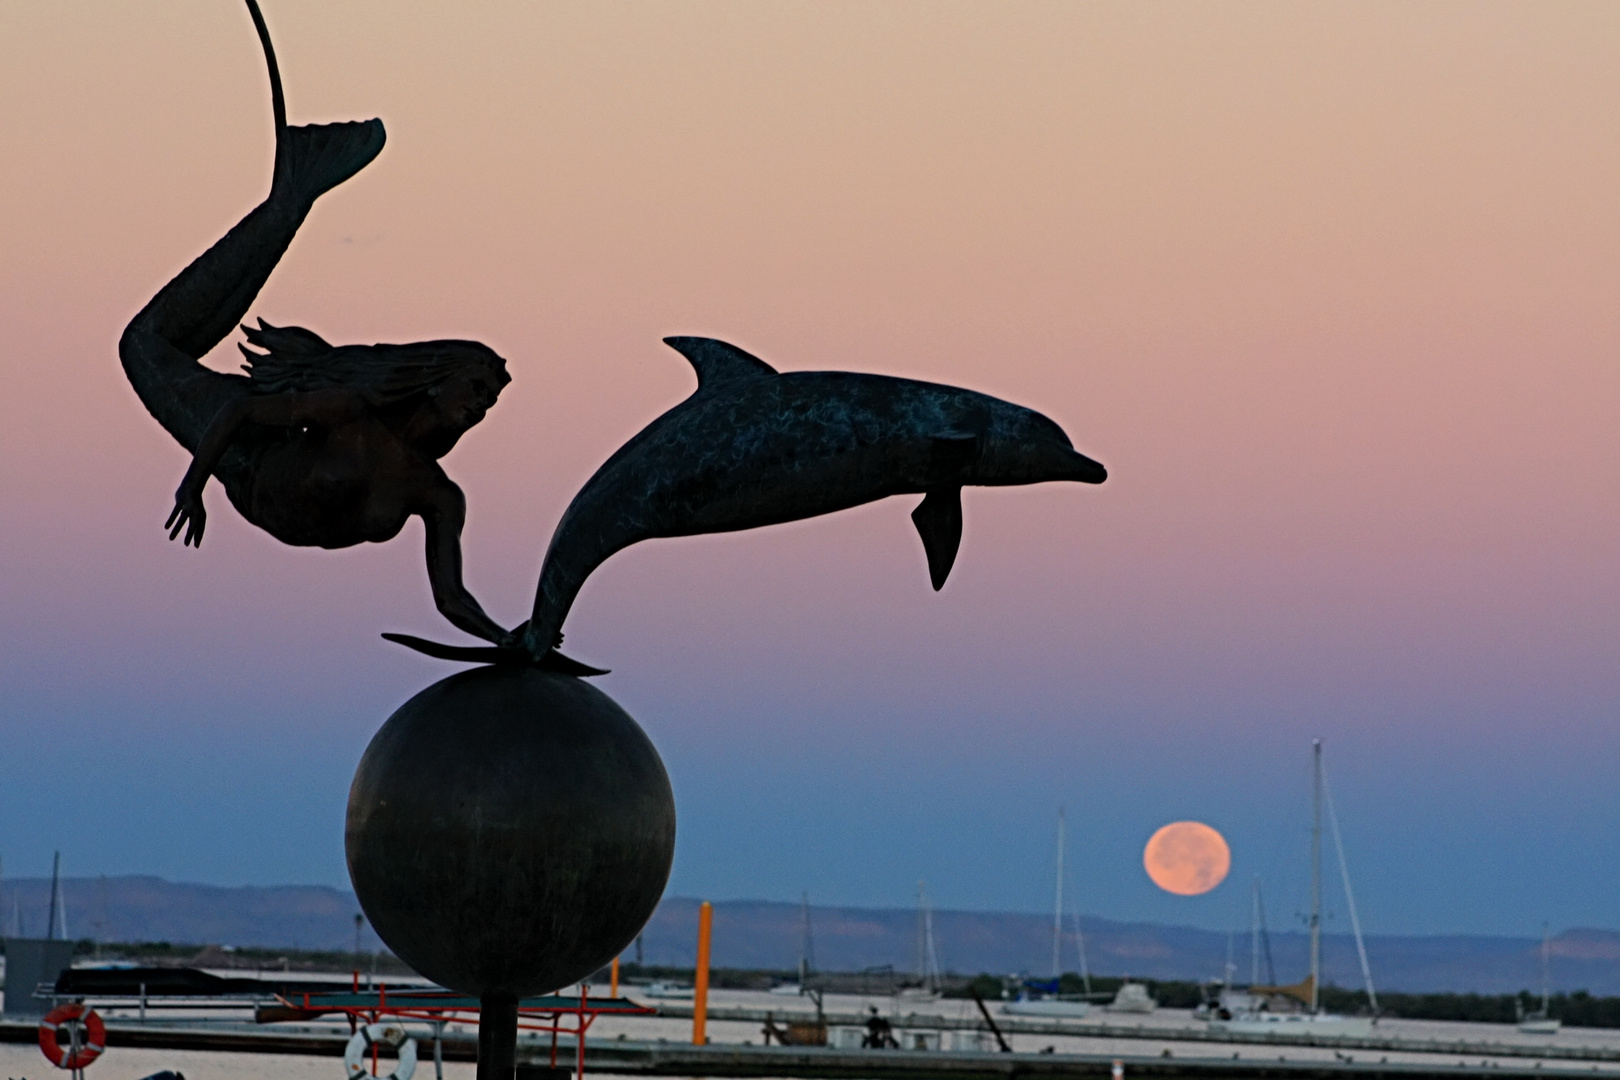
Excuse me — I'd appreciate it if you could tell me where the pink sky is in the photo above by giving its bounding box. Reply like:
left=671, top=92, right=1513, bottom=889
left=0, top=2, right=1615, bottom=937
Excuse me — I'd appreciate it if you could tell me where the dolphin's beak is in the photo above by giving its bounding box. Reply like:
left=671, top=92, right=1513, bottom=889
left=1063, top=447, right=1107, bottom=484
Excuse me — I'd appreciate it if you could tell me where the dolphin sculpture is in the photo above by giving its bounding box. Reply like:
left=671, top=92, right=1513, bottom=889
left=388, top=337, right=1105, bottom=667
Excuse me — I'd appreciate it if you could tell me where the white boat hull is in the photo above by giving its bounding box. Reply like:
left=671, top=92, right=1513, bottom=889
left=1004, top=1000, right=1092, bottom=1018
left=1212, top=1014, right=1372, bottom=1038
left=642, top=982, right=694, bottom=1000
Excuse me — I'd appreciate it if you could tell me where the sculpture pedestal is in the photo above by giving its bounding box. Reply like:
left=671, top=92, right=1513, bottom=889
left=477, top=995, right=517, bottom=1080
left=346, top=666, right=676, bottom=1078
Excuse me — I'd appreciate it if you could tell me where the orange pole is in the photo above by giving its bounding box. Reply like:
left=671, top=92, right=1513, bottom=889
left=692, top=901, right=712, bottom=1045
left=610, top=956, right=620, bottom=998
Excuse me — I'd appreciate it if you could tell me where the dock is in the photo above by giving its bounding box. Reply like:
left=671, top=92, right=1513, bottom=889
left=653, top=1003, right=1620, bottom=1065
left=8, top=1017, right=1620, bottom=1080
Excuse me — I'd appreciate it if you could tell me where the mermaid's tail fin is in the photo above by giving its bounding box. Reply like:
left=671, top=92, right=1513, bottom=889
left=119, top=5, right=389, bottom=457
left=273, top=119, right=386, bottom=207
left=245, top=0, right=384, bottom=206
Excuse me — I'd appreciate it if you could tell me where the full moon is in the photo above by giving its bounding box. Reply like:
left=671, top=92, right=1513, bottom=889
left=1143, top=821, right=1231, bottom=896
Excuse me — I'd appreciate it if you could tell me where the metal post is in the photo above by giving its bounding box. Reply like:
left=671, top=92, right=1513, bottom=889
left=576, top=983, right=588, bottom=1080
left=478, top=994, right=518, bottom=1080
left=969, top=989, right=1011, bottom=1053
left=610, top=957, right=619, bottom=999
left=692, top=901, right=712, bottom=1045
left=433, top=1020, right=445, bottom=1080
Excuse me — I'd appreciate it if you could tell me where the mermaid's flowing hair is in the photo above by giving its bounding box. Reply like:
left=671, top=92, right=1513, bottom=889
left=239, top=319, right=509, bottom=404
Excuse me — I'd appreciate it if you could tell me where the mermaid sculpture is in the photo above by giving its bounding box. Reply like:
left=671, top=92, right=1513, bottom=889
left=119, top=0, right=536, bottom=658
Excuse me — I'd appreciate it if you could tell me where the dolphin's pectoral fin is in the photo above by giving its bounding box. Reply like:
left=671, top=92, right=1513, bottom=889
left=381, top=633, right=609, bottom=676
left=663, top=337, right=778, bottom=389
left=911, top=487, right=964, bottom=591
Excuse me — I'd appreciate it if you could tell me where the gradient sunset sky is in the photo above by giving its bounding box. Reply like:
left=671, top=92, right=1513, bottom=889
left=0, top=1, right=1615, bottom=943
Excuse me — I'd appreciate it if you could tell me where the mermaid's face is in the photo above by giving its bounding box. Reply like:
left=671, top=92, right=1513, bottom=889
left=430, top=370, right=505, bottom=432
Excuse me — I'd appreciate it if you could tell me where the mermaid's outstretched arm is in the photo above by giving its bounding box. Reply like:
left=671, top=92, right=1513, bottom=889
left=164, top=387, right=367, bottom=546
left=118, top=0, right=384, bottom=475
left=418, top=481, right=520, bottom=646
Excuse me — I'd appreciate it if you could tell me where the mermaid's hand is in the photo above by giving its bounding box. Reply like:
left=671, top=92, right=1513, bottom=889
left=166, top=485, right=207, bottom=547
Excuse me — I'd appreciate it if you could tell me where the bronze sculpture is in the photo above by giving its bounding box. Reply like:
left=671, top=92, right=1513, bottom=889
left=124, top=7, right=1108, bottom=1078
left=119, top=1, right=519, bottom=651
left=122, top=2, right=1108, bottom=669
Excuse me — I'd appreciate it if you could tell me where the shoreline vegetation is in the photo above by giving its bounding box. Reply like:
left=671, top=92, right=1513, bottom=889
left=19, top=940, right=1620, bottom=1030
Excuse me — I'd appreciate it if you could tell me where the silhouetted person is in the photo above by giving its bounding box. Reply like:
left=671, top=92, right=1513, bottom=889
left=863, top=1007, right=898, bottom=1049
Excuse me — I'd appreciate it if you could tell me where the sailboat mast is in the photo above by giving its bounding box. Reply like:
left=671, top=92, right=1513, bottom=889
left=47, top=851, right=61, bottom=942
left=799, top=891, right=813, bottom=987
left=1258, top=884, right=1277, bottom=985
left=1323, top=760, right=1379, bottom=1014
left=1310, top=740, right=1322, bottom=1014
left=1541, top=922, right=1552, bottom=1014
left=1053, top=806, right=1066, bottom=978
left=1251, top=876, right=1261, bottom=986
left=923, top=890, right=941, bottom=993
left=1072, top=909, right=1093, bottom=995
left=916, top=881, right=927, bottom=980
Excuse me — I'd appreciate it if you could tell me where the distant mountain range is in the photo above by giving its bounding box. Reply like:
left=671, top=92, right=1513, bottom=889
left=5, top=876, right=1618, bottom=995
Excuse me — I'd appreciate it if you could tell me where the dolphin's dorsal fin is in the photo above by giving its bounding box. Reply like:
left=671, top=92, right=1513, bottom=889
left=664, top=336, right=778, bottom=389
left=911, top=486, right=964, bottom=591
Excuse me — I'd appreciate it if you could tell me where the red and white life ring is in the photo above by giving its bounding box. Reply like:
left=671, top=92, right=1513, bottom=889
left=38, top=1003, right=106, bottom=1070
left=343, top=1023, right=417, bottom=1080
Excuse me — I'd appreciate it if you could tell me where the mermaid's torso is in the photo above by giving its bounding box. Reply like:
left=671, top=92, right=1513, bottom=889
left=221, top=413, right=439, bottom=548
